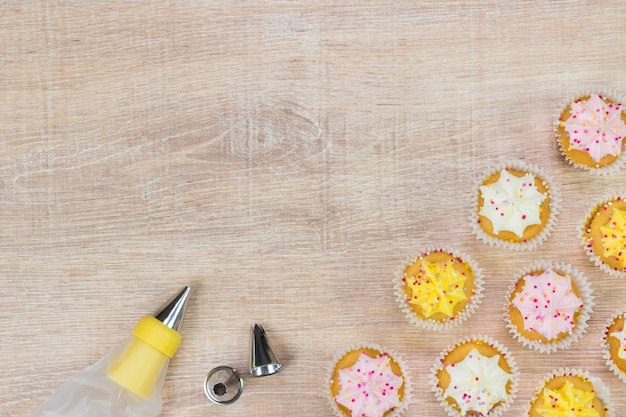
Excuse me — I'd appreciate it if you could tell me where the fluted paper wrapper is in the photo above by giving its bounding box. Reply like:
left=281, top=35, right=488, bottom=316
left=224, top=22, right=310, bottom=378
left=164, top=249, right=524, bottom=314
left=470, top=160, right=560, bottom=251
left=526, top=368, right=614, bottom=417
left=429, top=335, right=519, bottom=417
left=504, top=260, right=594, bottom=354
left=394, top=245, right=484, bottom=331
left=327, top=343, right=411, bottom=417
left=554, top=87, right=626, bottom=176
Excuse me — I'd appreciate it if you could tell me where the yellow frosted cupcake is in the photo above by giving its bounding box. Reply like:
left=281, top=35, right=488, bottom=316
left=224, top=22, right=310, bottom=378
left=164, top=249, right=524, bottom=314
left=555, top=91, right=626, bottom=175
left=430, top=336, right=519, bottom=417
left=602, top=308, right=626, bottom=383
left=471, top=161, right=559, bottom=251
left=527, top=369, right=613, bottom=417
left=328, top=345, right=410, bottom=417
left=394, top=246, right=484, bottom=330
left=580, top=194, right=626, bottom=277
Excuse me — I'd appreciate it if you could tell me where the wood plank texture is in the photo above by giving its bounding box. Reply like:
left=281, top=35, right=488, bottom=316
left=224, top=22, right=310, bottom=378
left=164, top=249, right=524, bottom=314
left=2, top=1, right=626, bottom=416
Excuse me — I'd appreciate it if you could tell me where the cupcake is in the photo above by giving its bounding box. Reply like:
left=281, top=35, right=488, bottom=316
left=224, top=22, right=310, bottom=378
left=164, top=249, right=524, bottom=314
left=328, top=345, right=410, bottom=417
left=527, top=369, right=613, bottom=417
left=555, top=91, right=626, bottom=175
left=394, top=246, right=484, bottom=330
left=602, top=308, right=626, bottom=383
left=430, top=335, right=518, bottom=417
left=471, top=160, right=559, bottom=251
left=580, top=194, right=626, bottom=277
left=504, top=261, right=594, bottom=353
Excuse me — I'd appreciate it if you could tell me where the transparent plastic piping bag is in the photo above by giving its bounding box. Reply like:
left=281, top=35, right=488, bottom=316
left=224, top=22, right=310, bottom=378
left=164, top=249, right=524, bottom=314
left=29, top=287, right=190, bottom=417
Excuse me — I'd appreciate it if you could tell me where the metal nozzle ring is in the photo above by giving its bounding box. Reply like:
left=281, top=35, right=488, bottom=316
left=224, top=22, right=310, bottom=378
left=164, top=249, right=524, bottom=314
left=204, top=366, right=243, bottom=405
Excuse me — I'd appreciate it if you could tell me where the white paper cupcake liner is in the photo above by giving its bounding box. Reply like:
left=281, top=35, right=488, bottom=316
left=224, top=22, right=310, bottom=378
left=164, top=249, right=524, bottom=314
left=579, top=193, right=626, bottom=278
left=393, top=245, right=484, bottom=331
left=526, top=368, right=614, bottom=417
left=469, top=160, right=560, bottom=251
left=327, top=343, right=411, bottom=417
left=429, top=335, right=519, bottom=417
left=601, top=307, right=626, bottom=384
left=503, top=260, right=594, bottom=354
left=554, top=87, right=626, bottom=176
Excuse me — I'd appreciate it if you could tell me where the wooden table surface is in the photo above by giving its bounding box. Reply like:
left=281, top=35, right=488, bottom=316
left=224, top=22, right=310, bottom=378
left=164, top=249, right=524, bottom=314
left=3, top=1, right=626, bottom=416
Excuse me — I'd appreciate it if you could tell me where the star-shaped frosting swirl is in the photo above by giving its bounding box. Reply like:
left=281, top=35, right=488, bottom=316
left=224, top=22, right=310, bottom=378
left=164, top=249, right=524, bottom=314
left=479, top=169, right=547, bottom=237
left=511, top=268, right=583, bottom=341
left=562, top=94, right=625, bottom=162
left=600, top=208, right=626, bottom=268
left=443, top=348, right=511, bottom=415
left=406, top=259, right=468, bottom=318
left=334, top=351, right=403, bottom=417
left=535, top=380, right=600, bottom=417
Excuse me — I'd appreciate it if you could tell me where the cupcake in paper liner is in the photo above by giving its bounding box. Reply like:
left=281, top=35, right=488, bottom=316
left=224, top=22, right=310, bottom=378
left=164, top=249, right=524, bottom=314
left=526, top=368, right=614, bottom=417
left=580, top=193, right=626, bottom=278
left=554, top=88, right=626, bottom=175
left=429, top=335, right=519, bottom=417
left=394, top=245, right=484, bottom=331
left=470, top=160, right=560, bottom=251
left=327, top=344, right=411, bottom=417
left=504, top=260, right=594, bottom=354
left=601, top=307, right=626, bottom=383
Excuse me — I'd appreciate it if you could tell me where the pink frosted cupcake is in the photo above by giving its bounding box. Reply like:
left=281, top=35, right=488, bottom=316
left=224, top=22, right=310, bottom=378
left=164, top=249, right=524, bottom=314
left=328, top=344, right=411, bottom=417
left=555, top=90, right=626, bottom=175
left=504, top=261, right=594, bottom=353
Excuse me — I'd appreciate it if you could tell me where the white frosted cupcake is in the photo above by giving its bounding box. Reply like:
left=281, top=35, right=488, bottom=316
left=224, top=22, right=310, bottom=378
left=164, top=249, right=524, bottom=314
left=328, top=344, right=411, bottom=417
left=580, top=194, right=626, bottom=278
left=470, top=160, right=559, bottom=251
left=394, top=245, right=484, bottom=330
left=430, top=335, right=519, bottom=417
left=527, top=368, right=613, bottom=416
left=504, top=261, right=594, bottom=353
left=602, top=307, right=626, bottom=383
left=555, top=89, right=626, bottom=175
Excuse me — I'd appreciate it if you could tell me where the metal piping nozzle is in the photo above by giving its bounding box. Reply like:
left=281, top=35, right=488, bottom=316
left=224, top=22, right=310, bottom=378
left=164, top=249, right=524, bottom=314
left=154, top=286, right=191, bottom=332
left=249, top=323, right=283, bottom=377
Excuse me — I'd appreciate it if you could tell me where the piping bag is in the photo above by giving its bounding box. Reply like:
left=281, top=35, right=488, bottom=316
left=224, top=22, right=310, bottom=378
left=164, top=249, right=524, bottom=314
left=29, top=286, right=191, bottom=417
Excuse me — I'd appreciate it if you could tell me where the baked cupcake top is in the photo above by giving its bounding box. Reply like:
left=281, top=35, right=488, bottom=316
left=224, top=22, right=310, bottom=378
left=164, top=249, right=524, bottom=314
left=330, top=346, right=408, bottom=417
left=581, top=195, right=626, bottom=277
left=555, top=91, right=626, bottom=174
left=511, top=268, right=582, bottom=340
left=479, top=168, right=547, bottom=237
left=560, top=94, right=625, bottom=163
left=395, top=246, right=483, bottom=330
left=534, top=380, right=600, bottom=416
left=405, top=257, right=467, bottom=318
left=431, top=336, right=518, bottom=417
left=444, top=348, right=511, bottom=415
left=527, top=369, right=612, bottom=417
left=471, top=161, right=558, bottom=251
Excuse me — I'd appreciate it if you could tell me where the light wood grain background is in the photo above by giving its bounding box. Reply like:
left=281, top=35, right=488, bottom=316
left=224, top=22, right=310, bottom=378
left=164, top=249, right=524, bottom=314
left=2, top=1, right=626, bottom=416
